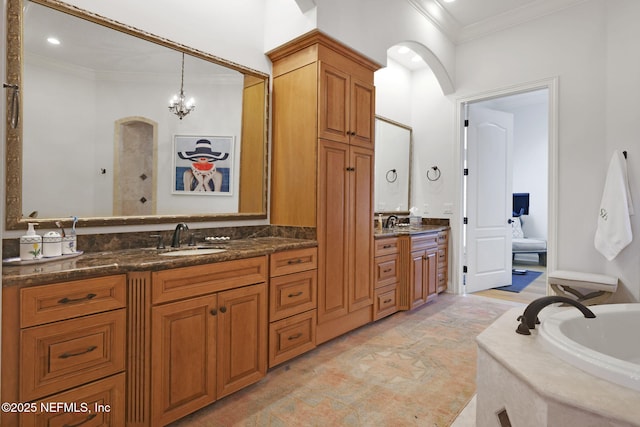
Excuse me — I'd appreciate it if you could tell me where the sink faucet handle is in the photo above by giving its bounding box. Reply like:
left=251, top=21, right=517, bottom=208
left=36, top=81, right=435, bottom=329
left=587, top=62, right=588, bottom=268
left=188, top=233, right=200, bottom=247
left=150, top=234, right=165, bottom=249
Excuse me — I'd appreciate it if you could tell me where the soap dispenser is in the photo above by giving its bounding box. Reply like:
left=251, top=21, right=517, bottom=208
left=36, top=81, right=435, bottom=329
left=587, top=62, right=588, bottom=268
left=20, top=223, right=42, bottom=261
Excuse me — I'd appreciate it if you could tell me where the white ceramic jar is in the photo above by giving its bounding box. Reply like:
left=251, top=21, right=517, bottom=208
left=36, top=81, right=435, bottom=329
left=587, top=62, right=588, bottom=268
left=42, top=231, right=62, bottom=257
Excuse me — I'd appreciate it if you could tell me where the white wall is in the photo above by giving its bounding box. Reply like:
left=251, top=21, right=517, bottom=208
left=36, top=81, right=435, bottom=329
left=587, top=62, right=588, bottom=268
left=512, top=102, right=548, bottom=240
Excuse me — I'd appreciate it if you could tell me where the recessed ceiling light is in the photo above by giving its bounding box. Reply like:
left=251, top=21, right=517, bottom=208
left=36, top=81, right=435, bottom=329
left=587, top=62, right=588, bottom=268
left=47, top=37, right=60, bottom=45
left=442, top=0, right=456, bottom=3
left=411, top=55, right=423, bottom=63
left=397, top=46, right=410, bottom=54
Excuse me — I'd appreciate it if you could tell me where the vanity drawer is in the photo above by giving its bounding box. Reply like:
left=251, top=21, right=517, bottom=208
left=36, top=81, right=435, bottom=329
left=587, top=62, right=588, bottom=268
left=269, top=269, right=317, bottom=321
left=374, top=254, right=398, bottom=289
left=270, top=247, right=318, bottom=277
left=374, top=284, right=398, bottom=321
left=152, top=256, right=267, bottom=304
left=20, top=310, right=126, bottom=401
left=411, top=233, right=438, bottom=251
left=374, top=237, right=399, bottom=257
left=269, top=310, right=316, bottom=367
left=20, top=275, right=127, bottom=328
left=21, top=373, right=125, bottom=427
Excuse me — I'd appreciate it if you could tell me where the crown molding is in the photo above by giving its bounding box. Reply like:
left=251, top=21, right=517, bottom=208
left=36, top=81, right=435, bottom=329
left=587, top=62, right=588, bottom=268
left=407, top=0, right=588, bottom=45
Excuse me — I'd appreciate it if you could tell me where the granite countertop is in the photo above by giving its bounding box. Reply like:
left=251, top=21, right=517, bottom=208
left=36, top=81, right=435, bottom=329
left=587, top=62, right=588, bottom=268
left=374, top=224, right=448, bottom=238
left=2, top=237, right=317, bottom=288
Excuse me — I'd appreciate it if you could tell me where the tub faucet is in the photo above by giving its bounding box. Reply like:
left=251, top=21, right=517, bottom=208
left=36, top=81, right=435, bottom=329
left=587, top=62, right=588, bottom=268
left=516, top=296, right=596, bottom=335
left=171, top=223, right=189, bottom=248
left=385, top=215, right=399, bottom=229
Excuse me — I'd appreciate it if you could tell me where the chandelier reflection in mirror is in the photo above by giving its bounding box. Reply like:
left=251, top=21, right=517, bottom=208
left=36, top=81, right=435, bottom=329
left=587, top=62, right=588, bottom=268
left=169, top=53, right=196, bottom=119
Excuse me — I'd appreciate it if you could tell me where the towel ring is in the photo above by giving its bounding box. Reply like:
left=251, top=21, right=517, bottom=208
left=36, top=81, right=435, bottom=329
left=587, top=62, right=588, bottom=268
left=427, top=166, right=441, bottom=181
left=386, top=169, right=398, bottom=183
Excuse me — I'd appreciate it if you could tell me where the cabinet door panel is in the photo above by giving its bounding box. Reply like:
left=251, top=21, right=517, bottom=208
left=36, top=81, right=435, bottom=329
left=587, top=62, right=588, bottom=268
left=350, top=78, right=375, bottom=149
left=349, top=147, right=374, bottom=311
left=411, top=250, right=426, bottom=307
left=151, top=295, right=217, bottom=426
left=217, top=283, right=267, bottom=398
left=319, top=63, right=349, bottom=143
left=317, top=140, right=350, bottom=323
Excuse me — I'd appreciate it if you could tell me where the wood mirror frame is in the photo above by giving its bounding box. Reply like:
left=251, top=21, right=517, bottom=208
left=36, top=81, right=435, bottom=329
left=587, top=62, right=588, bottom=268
left=4, top=0, right=269, bottom=230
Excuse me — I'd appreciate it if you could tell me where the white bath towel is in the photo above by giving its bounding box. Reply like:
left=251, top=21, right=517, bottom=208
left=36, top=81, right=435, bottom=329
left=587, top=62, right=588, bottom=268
left=594, top=150, right=634, bottom=260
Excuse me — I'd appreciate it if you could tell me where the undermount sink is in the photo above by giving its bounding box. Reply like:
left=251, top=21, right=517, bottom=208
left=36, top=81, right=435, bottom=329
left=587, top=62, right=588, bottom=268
left=159, top=248, right=227, bottom=257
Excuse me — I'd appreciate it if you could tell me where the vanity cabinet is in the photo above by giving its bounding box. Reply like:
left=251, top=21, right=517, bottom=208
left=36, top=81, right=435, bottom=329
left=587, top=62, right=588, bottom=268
left=410, top=236, right=438, bottom=308
left=268, top=30, right=380, bottom=344
left=1, top=275, right=127, bottom=427
left=268, top=247, right=318, bottom=367
left=373, top=237, right=400, bottom=320
left=391, top=230, right=448, bottom=311
left=150, top=257, right=268, bottom=426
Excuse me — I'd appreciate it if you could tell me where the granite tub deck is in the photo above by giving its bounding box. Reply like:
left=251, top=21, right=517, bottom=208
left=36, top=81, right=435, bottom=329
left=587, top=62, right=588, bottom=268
left=2, top=237, right=317, bottom=288
left=476, top=307, right=640, bottom=427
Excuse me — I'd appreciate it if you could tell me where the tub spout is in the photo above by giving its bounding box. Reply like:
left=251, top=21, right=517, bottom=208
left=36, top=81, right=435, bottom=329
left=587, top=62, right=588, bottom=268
left=516, top=296, right=596, bottom=335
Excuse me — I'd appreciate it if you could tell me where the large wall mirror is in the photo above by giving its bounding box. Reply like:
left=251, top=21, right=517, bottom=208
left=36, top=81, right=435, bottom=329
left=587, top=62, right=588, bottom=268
left=374, top=116, right=412, bottom=214
left=4, top=0, right=269, bottom=230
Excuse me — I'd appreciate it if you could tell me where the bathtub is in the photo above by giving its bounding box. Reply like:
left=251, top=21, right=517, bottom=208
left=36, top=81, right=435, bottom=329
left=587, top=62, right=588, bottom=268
left=539, top=303, right=640, bottom=392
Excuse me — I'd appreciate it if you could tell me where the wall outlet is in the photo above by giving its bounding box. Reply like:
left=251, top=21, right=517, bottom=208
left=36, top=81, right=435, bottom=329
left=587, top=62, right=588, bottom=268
left=443, top=203, right=453, bottom=215
left=423, top=204, right=429, bottom=215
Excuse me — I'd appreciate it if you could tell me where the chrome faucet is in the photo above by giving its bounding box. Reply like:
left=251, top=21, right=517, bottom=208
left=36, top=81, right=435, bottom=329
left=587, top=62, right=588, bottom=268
left=516, top=296, right=596, bottom=335
left=171, top=223, right=189, bottom=248
left=384, top=215, right=399, bottom=229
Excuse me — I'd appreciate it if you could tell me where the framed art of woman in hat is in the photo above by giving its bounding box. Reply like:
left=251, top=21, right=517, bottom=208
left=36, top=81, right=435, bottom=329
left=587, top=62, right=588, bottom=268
left=173, top=136, right=233, bottom=193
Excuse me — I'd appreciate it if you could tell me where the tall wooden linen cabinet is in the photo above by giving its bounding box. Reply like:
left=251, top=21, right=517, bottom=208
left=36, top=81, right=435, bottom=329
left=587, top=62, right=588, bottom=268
left=268, top=31, right=381, bottom=344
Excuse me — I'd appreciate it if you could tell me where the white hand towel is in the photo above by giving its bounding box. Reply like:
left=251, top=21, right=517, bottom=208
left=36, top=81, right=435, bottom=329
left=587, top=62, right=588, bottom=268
left=594, top=150, right=633, bottom=260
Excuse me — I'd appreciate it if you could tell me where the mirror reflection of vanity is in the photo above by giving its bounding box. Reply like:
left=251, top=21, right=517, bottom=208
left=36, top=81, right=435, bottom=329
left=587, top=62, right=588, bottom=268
left=4, top=0, right=269, bottom=230
left=374, top=116, right=412, bottom=214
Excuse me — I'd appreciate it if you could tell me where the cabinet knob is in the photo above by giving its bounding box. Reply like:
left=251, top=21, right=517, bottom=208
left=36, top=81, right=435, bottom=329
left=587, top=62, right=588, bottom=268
left=210, top=308, right=218, bottom=316
left=219, top=306, right=227, bottom=313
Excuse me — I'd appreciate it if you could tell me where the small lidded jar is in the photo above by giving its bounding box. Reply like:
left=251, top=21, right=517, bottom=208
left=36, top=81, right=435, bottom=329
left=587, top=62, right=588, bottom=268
left=42, top=231, right=62, bottom=257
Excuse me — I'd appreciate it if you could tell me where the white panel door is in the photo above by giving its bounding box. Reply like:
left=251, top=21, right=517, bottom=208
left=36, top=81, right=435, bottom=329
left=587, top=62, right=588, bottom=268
left=465, top=105, right=514, bottom=293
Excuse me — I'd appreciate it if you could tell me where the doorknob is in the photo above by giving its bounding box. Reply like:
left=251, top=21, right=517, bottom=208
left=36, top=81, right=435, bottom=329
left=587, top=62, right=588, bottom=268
left=507, top=219, right=513, bottom=224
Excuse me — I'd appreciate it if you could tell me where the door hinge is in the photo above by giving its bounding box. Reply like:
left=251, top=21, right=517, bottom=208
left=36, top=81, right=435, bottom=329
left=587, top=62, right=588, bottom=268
left=463, top=265, right=468, bottom=273
left=463, top=168, right=468, bottom=176
left=463, top=217, right=468, bottom=224
left=464, top=119, right=469, bottom=127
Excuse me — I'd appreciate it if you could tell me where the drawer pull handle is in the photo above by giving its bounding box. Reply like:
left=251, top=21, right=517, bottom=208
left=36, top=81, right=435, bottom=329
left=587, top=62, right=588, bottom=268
left=63, top=413, right=97, bottom=427
left=383, top=268, right=392, bottom=273
left=288, top=291, right=303, bottom=298
left=383, top=244, right=392, bottom=249
left=383, top=299, right=393, bottom=304
left=288, top=333, right=302, bottom=340
left=287, top=259, right=303, bottom=265
left=58, top=293, right=97, bottom=305
left=59, top=345, right=98, bottom=359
